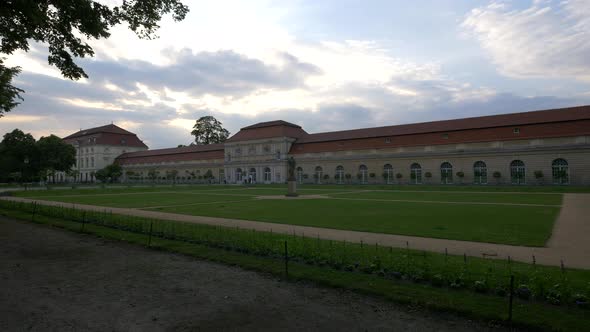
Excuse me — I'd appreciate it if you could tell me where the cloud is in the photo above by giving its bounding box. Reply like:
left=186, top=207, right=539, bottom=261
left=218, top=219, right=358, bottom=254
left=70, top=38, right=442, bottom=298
left=462, top=0, right=590, bottom=80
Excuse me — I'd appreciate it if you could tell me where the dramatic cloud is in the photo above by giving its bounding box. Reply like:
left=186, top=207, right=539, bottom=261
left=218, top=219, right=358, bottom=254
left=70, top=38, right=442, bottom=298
left=462, top=0, right=590, bottom=80
left=2, top=0, right=588, bottom=149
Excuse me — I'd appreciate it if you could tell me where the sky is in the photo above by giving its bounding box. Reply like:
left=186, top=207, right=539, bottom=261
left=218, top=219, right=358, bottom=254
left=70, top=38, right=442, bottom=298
left=2, top=0, right=590, bottom=148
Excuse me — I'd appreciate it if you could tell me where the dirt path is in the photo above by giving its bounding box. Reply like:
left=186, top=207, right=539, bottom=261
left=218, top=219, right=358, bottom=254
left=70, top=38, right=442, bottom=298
left=0, top=217, right=509, bottom=332
left=2, top=194, right=590, bottom=269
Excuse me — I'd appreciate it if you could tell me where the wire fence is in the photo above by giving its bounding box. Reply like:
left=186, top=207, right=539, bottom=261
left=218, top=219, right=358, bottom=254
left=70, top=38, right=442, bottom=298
left=1, top=199, right=588, bottom=313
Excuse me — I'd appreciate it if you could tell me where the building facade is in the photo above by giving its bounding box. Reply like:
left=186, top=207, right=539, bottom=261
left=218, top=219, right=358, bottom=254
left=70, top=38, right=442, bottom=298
left=62, top=124, right=148, bottom=182
left=78, top=105, right=590, bottom=185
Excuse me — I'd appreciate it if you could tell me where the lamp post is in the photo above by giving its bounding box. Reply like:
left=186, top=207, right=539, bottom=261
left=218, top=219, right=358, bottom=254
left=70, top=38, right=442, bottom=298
left=23, top=157, right=29, bottom=191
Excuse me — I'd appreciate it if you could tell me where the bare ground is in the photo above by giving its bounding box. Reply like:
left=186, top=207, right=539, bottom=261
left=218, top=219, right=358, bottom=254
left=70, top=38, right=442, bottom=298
left=0, top=217, right=511, bottom=332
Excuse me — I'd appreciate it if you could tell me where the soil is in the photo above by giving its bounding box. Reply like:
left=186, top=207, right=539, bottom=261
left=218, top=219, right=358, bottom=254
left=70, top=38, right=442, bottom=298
left=0, top=217, right=511, bottom=332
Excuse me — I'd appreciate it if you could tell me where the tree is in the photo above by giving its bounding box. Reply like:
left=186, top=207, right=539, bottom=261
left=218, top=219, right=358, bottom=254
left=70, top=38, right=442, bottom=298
left=0, top=0, right=189, bottom=116
left=37, top=135, right=76, bottom=182
left=95, top=163, right=122, bottom=183
left=191, top=116, right=230, bottom=145
left=0, top=129, right=37, bottom=182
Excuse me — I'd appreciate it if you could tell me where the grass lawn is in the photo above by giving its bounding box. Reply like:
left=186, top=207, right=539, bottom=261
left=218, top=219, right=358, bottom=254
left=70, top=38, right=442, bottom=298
left=14, top=184, right=564, bottom=246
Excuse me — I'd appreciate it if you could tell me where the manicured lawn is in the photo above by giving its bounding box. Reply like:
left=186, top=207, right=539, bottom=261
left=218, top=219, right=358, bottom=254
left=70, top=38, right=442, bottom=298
left=14, top=184, right=565, bottom=246
left=150, top=198, right=558, bottom=246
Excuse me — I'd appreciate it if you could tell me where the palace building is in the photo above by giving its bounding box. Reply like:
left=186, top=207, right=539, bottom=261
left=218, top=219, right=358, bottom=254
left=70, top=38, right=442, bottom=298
left=68, top=105, right=590, bottom=185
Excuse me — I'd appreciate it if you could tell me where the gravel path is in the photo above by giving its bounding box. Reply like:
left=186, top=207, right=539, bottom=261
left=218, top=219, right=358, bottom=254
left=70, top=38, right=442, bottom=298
left=0, top=217, right=509, bottom=332
left=2, top=193, right=589, bottom=269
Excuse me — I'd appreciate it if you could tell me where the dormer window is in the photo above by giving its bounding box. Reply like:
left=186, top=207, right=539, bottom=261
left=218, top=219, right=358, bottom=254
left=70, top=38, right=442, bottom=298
left=513, top=128, right=520, bottom=134
left=276, top=150, right=281, bottom=160
left=385, top=138, right=391, bottom=143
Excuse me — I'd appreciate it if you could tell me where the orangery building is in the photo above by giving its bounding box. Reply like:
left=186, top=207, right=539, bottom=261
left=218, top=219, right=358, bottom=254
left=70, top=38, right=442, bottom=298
left=68, top=105, right=590, bottom=185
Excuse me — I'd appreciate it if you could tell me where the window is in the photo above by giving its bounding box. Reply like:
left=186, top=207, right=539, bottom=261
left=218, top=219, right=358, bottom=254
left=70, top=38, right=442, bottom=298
left=385, top=138, right=391, bottom=143
left=264, top=167, right=271, bottom=182
left=410, top=163, right=422, bottom=184
left=91, top=157, right=95, bottom=168
left=236, top=168, right=243, bottom=182
left=440, top=162, right=453, bottom=184
left=552, top=159, right=569, bottom=185
left=296, top=167, right=303, bottom=184
left=513, top=128, right=520, bottom=134
left=442, top=133, right=449, bottom=139
left=510, top=160, right=526, bottom=185
left=336, top=165, right=344, bottom=184
left=473, top=161, right=487, bottom=185
left=121, top=139, right=126, bottom=144
left=85, top=158, right=89, bottom=168
left=315, top=166, right=323, bottom=184
left=263, top=145, right=270, bottom=153
left=276, top=150, right=281, bottom=160
left=383, top=164, right=393, bottom=184
left=235, top=147, right=242, bottom=155
left=359, top=165, right=368, bottom=184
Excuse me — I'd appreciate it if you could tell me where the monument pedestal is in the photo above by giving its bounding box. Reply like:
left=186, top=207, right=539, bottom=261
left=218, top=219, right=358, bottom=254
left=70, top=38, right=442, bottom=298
left=286, top=180, right=298, bottom=197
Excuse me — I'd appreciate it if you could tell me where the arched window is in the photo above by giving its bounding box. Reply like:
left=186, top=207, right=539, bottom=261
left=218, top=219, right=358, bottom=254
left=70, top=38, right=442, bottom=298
left=315, top=166, right=323, bottom=184
left=410, top=163, right=422, bottom=184
left=510, top=160, right=526, bottom=185
left=383, top=164, right=393, bottom=184
left=296, top=167, right=303, bottom=184
left=440, top=162, right=453, bottom=184
left=249, top=167, right=257, bottom=182
left=552, top=158, right=569, bottom=185
left=336, top=165, right=344, bottom=184
left=358, top=165, right=368, bottom=184
left=473, top=161, right=487, bottom=185
left=264, top=167, right=271, bottom=182
left=235, top=168, right=242, bottom=182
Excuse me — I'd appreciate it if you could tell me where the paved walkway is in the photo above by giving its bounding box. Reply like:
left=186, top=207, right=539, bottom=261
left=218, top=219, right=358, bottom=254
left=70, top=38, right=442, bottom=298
left=2, top=193, right=589, bottom=269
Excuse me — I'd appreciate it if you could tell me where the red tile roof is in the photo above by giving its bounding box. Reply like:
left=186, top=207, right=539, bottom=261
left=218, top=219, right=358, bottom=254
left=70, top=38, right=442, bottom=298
left=296, top=105, right=590, bottom=143
left=116, top=144, right=224, bottom=165
left=226, top=120, right=308, bottom=142
left=63, top=124, right=148, bottom=148
left=290, top=105, right=590, bottom=154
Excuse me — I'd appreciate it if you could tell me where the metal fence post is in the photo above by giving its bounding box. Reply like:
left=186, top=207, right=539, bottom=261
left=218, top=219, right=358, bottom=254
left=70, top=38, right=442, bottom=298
left=284, top=241, right=289, bottom=279
left=508, top=275, right=514, bottom=322
left=148, top=221, right=154, bottom=247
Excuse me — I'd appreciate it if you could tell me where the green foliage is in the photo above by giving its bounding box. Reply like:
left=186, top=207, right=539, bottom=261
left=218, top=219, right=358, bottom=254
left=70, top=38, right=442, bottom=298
left=0, top=129, right=74, bottom=183
left=191, top=116, right=230, bottom=144
left=95, top=163, right=123, bottom=183
left=493, top=171, right=502, bottom=178
left=0, top=0, right=189, bottom=114
left=0, top=58, right=23, bottom=116
left=424, top=172, right=432, bottom=178
left=456, top=171, right=465, bottom=178
left=534, top=170, right=544, bottom=179
left=396, top=173, right=403, bottom=179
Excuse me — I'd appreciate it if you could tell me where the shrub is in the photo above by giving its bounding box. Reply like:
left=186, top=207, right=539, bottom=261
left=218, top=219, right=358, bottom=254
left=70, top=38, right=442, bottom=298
left=432, top=273, right=445, bottom=287
left=323, top=174, right=329, bottom=180
left=369, top=172, right=376, bottom=178
left=356, top=173, right=362, bottom=180
left=424, top=172, right=432, bottom=178
left=534, top=170, right=544, bottom=179
left=345, top=173, right=352, bottom=179
left=493, top=171, right=501, bottom=178
left=395, top=173, right=403, bottom=179
left=456, top=171, right=465, bottom=178
left=474, top=280, right=488, bottom=293
left=516, top=284, right=532, bottom=300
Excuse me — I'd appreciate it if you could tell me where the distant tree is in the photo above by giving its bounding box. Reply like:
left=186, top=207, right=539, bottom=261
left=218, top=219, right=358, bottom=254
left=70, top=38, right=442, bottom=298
left=0, top=129, right=37, bottom=182
left=95, top=163, right=122, bottom=183
left=37, top=135, right=76, bottom=182
left=191, top=116, right=230, bottom=145
left=0, top=0, right=189, bottom=116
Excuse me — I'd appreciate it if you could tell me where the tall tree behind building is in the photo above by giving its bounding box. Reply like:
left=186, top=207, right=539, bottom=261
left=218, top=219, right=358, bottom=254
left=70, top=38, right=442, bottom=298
left=191, top=116, right=230, bottom=145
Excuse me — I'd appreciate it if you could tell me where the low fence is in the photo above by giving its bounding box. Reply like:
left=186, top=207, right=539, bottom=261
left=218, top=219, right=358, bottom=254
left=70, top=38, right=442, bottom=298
left=0, top=199, right=588, bottom=315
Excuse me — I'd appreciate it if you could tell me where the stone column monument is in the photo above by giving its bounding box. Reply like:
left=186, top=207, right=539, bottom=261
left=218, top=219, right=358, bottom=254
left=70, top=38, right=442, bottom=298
left=286, top=157, right=298, bottom=197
